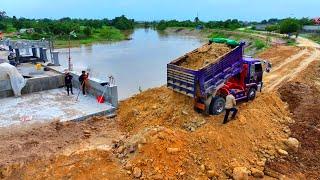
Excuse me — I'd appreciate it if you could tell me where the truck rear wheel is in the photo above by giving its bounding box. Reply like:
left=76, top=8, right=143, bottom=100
left=209, top=96, right=225, bottom=115
left=247, top=88, right=256, bottom=101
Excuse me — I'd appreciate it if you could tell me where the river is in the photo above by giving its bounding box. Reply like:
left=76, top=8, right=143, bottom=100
left=58, top=28, right=203, bottom=100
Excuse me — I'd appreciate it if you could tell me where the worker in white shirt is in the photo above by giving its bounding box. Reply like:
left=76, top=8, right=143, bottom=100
left=223, top=89, right=238, bottom=124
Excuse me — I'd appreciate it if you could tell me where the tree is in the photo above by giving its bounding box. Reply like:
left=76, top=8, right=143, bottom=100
left=0, top=11, right=6, bottom=20
left=280, top=18, right=301, bottom=36
left=265, top=24, right=279, bottom=32
left=194, top=16, right=200, bottom=23
left=156, top=20, right=167, bottom=31
left=83, top=26, right=92, bottom=37
left=299, top=17, right=314, bottom=26
left=0, top=22, right=7, bottom=31
left=111, top=15, right=134, bottom=30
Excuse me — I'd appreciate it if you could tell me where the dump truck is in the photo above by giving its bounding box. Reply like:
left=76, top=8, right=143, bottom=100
left=167, top=39, right=266, bottom=115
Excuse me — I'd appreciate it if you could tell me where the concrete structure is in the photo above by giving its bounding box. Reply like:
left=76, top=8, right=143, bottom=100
left=313, top=17, right=320, bottom=25
left=0, top=88, right=115, bottom=128
left=0, top=63, right=118, bottom=127
left=0, top=63, right=64, bottom=98
left=0, top=39, right=52, bottom=64
left=302, top=25, right=320, bottom=32
left=45, top=65, right=119, bottom=108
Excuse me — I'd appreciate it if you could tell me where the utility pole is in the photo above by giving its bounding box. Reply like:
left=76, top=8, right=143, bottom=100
left=68, top=34, right=71, bottom=71
left=68, top=31, right=77, bottom=71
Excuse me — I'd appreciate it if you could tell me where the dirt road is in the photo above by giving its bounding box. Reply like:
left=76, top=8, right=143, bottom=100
left=262, top=38, right=320, bottom=91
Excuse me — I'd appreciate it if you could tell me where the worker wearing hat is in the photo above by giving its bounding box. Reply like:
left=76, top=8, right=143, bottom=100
left=79, top=70, right=89, bottom=96
left=64, top=71, right=73, bottom=96
left=223, top=89, right=238, bottom=124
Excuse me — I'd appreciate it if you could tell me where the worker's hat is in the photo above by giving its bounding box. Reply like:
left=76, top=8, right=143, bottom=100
left=230, top=89, right=236, bottom=95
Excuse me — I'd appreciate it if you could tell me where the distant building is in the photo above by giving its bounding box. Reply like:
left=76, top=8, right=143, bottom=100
left=313, top=17, right=320, bottom=25
left=302, top=25, right=320, bottom=32
left=19, top=28, right=35, bottom=34
left=254, top=24, right=269, bottom=30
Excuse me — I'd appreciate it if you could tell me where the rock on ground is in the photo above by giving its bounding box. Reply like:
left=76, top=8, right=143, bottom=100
left=133, top=167, right=142, bottom=178
left=250, top=167, right=264, bottom=178
left=284, top=137, right=300, bottom=151
left=233, top=167, right=249, bottom=180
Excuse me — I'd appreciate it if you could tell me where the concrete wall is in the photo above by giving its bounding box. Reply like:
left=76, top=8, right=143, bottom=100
left=21, top=75, right=64, bottom=94
left=71, top=73, right=118, bottom=108
left=0, top=75, right=64, bottom=99
left=0, top=80, right=14, bottom=98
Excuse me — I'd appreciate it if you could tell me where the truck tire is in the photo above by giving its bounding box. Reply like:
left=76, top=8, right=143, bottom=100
left=247, top=88, right=256, bottom=101
left=209, top=96, right=226, bottom=115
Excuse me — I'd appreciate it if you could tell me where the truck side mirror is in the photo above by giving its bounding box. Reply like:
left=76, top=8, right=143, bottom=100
left=262, top=60, right=272, bottom=73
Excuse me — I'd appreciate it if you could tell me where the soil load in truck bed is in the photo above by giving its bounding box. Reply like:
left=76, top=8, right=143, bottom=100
left=179, top=43, right=232, bottom=70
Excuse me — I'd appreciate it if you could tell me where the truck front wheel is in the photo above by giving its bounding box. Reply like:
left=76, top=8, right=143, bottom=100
left=247, top=88, right=256, bottom=101
left=209, top=96, right=226, bottom=115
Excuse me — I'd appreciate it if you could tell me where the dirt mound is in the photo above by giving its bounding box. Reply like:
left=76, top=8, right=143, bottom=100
left=1, top=150, right=129, bottom=180
left=0, top=116, right=123, bottom=171
left=266, top=81, right=320, bottom=179
left=180, top=43, right=232, bottom=70
left=117, top=86, right=291, bottom=178
left=117, top=86, right=207, bottom=133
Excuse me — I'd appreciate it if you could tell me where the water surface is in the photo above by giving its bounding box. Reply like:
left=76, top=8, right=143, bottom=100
left=58, top=28, right=203, bottom=99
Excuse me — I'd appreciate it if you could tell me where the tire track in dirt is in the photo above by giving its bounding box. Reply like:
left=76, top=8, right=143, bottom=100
left=265, top=47, right=320, bottom=91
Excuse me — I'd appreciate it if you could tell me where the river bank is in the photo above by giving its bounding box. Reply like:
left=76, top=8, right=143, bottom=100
left=164, top=27, right=273, bottom=56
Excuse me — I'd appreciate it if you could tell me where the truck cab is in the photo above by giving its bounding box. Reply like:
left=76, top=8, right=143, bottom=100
left=207, top=57, right=264, bottom=115
left=243, top=57, right=264, bottom=99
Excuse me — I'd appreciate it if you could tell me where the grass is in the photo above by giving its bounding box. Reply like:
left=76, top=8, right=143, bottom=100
left=6, top=26, right=127, bottom=48
left=55, top=26, right=127, bottom=48
left=254, top=39, right=266, bottom=50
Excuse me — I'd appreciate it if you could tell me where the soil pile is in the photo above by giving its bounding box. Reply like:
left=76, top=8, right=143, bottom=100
left=180, top=43, right=232, bottom=70
left=116, top=86, right=291, bottom=178
left=0, top=116, right=124, bottom=177
left=117, top=86, right=207, bottom=133
left=266, top=68, right=320, bottom=179
left=2, top=150, right=129, bottom=180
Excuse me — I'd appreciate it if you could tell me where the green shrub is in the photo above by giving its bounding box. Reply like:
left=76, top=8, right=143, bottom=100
left=254, top=40, right=266, bottom=50
left=98, top=26, right=124, bottom=40
left=209, top=32, right=227, bottom=38
left=0, top=22, right=7, bottom=31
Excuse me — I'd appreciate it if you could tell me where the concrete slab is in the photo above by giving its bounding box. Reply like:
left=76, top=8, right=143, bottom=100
left=16, top=63, right=60, bottom=78
left=0, top=88, right=115, bottom=128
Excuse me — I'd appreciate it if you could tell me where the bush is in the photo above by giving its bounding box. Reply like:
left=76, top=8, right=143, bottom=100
left=98, top=26, right=124, bottom=40
left=0, top=22, right=7, bottom=31
left=254, top=40, right=266, bottom=50
left=156, top=21, right=167, bottom=31
left=265, top=25, right=279, bottom=32
left=83, top=26, right=92, bottom=37
left=209, top=32, right=227, bottom=38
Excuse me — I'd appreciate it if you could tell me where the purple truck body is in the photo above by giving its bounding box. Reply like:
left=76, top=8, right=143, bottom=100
left=167, top=42, right=246, bottom=97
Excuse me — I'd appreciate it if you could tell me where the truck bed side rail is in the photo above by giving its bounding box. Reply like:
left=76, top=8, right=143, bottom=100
left=201, top=44, right=244, bottom=95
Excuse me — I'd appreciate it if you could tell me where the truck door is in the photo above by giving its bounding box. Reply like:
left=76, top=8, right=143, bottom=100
left=254, top=63, right=263, bottom=82
left=249, top=63, right=263, bottom=83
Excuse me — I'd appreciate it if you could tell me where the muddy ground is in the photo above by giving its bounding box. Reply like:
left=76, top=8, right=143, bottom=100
left=0, top=37, right=320, bottom=179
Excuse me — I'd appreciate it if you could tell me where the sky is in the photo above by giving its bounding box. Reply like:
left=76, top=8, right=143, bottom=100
left=1, top=0, right=319, bottom=21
